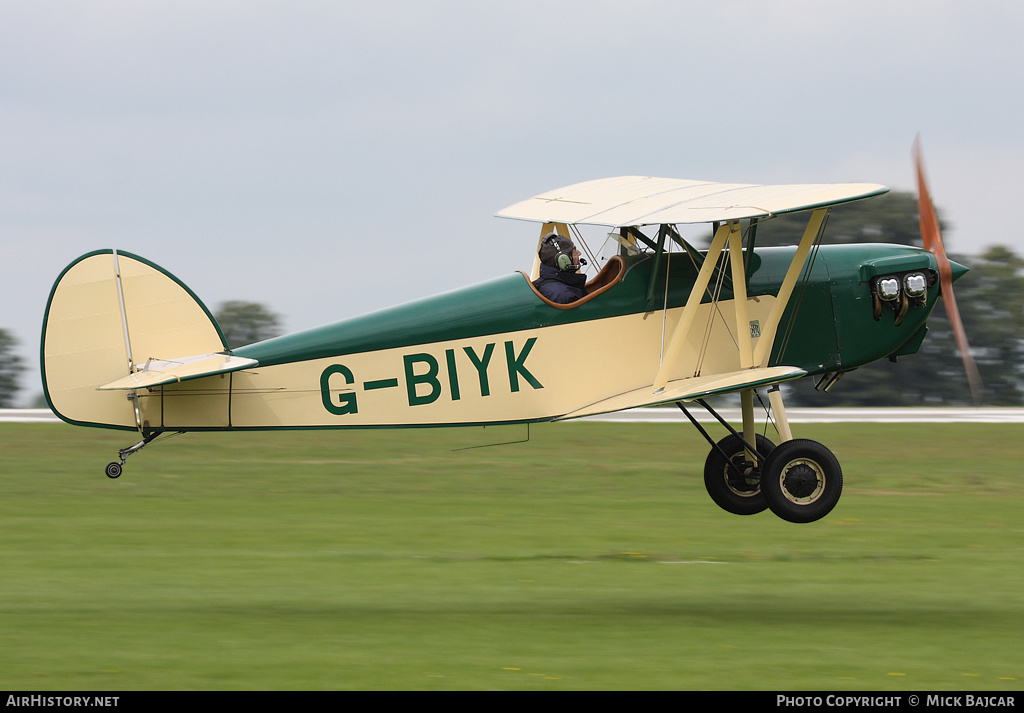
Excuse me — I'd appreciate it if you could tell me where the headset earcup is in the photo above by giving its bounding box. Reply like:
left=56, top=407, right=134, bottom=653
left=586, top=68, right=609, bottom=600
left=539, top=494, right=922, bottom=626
left=557, top=253, right=572, bottom=270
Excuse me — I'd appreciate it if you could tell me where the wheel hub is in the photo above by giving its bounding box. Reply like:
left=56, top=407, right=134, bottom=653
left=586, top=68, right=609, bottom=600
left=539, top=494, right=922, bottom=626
left=781, top=460, right=823, bottom=501
left=726, top=457, right=760, bottom=494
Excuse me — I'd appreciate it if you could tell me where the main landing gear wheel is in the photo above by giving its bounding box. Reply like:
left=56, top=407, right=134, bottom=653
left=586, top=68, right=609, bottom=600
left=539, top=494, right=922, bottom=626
left=703, top=433, right=775, bottom=516
left=760, top=439, right=843, bottom=523
left=105, top=462, right=123, bottom=479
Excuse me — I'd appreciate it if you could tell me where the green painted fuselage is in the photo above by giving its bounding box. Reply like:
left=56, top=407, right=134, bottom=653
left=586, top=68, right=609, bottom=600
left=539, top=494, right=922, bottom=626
left=236, top=243, right=957, bottom=380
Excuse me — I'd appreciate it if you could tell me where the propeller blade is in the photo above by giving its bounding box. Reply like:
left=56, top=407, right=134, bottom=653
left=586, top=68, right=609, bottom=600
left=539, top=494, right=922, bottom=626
left=913, top=138, right=984, bottom=406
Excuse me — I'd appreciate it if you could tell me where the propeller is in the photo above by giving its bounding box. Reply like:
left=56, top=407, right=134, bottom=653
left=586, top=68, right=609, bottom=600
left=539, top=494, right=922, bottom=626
left=913, top=137, right=984, bottom=406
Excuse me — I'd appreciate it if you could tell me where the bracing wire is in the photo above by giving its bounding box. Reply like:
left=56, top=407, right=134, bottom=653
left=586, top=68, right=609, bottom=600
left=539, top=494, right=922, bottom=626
left=660, top=236, right=672, bottom=365
left=693, top=245, right=731, bottom=377
left=569, top=224, right=597, bottom=277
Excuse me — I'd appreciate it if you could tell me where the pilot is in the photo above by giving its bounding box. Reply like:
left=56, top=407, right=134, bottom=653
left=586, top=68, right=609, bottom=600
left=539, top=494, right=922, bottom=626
left=533, top=233, right=587, bottom=304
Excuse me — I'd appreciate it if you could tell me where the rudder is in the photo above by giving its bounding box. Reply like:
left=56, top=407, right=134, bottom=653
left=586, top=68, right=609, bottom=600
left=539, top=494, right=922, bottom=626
left=41, top=250, right=227, bottom=430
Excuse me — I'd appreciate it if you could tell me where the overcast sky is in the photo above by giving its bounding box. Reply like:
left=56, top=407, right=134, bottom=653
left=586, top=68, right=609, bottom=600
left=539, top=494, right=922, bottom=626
left=3, top=1, right=1023, bottom=404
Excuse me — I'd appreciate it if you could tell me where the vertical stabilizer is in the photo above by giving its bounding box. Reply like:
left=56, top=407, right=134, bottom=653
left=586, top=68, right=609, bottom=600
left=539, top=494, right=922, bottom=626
left=41, top=250, right=227, bottom=430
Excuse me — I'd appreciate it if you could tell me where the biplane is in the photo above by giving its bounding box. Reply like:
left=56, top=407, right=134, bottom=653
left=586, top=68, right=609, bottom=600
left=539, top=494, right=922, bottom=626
left=40, top=149, right=976, bottom=523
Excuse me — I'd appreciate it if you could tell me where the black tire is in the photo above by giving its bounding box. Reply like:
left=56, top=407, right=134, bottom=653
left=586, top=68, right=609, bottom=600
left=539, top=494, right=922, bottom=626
left=703, top=433, right=775, bottom=515
left=105, top=462, right=122, bottom=479
left=760, top=439, right=842, bottom=523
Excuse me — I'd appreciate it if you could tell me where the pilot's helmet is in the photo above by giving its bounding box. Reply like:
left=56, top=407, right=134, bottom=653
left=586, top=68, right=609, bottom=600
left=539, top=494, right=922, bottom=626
left=538, top=233, right=577, bottom=271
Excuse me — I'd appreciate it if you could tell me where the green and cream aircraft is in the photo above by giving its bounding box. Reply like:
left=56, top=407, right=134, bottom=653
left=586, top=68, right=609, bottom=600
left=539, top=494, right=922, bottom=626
left=41, top=155, right=976, bottom=523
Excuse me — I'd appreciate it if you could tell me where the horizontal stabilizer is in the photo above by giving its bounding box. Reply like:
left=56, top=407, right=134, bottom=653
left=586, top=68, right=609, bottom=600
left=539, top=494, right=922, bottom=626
left=556, top=366, right=807, bottom=420
left=98, top=353, right=258, bottom=390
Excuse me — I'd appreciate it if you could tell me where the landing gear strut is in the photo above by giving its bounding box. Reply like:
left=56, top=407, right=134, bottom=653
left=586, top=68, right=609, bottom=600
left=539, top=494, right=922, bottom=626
left=677, top=399, right=771, bottom=515
left=679, top=388, right=843, bottom=523
left=105, top=432, right=162, bottom=478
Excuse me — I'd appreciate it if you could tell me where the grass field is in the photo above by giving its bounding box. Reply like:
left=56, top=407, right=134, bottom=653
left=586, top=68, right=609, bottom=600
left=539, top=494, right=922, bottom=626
left=1, top=421, right=1021, bottom=690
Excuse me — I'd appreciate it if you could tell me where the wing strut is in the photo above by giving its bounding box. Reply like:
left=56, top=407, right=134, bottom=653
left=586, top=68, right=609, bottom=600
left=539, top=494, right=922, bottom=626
left=652, top=221, right=733, bottom=390
left=728, top=223, right=754, bottom=370
left=751, top=208, right=829, bottom=368
left=652, top=207, right=827, bottom=391
left=653, top=219, right=754, bottom=390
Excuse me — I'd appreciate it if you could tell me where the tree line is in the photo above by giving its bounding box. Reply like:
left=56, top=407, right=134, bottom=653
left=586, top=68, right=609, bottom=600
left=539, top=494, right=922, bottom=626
left=744, top=192, right=1022, bottom=406
left=0, top=301, right=281, bottom=408
left=3, top=194, right=1021, bottom=407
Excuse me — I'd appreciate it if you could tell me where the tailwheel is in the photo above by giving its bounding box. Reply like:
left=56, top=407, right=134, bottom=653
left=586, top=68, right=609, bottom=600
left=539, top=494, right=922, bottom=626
left=103, top=431, right=164, bottom=479
left=760, top=439, right=843, bottom=523
left=703, top=433, right=775, bottom=516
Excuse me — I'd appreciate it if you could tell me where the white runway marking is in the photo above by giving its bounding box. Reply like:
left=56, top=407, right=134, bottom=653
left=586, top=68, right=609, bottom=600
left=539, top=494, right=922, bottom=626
left=579, top=407, right=1024, bottom=424
left=3, top=407, right=1024, bottom=424
left=0, top=409, right=67, bottom=423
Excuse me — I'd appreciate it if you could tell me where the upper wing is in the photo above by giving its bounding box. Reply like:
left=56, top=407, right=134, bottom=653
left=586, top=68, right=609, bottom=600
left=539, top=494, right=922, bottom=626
left=496, top=176, right=888, bottom=227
